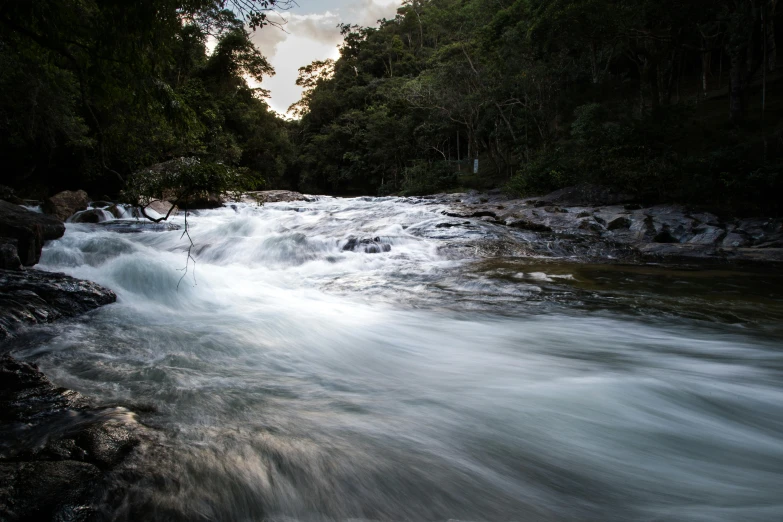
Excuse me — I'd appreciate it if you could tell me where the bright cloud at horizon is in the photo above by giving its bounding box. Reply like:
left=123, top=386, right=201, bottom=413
left=249, top=0, right=401, bottom=116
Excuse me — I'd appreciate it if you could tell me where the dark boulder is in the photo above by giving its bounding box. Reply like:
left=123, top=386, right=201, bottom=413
left=0, top=461, right=102, bottom=521
left=342, top=236, right=392, bottom=254
left=179, top=192, right=223, bottom=210
left=0, top=268, right=116, bottom=340
left=0, top=238, right=22, bottom=271
left=606, top=216, right=632, bottom=231
left=0, top=355, right=146, bottom=521
left=69, top=208, right=106, bottom=223
left=44, top=190, right=90, bottom=221
left=0, top=200, right=65, bottom=266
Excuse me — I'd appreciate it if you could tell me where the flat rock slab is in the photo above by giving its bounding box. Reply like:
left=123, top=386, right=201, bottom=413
left=0, top=269, right=116, bottom=340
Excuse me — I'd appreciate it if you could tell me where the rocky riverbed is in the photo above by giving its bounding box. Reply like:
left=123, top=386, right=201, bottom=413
left=1, top=185, right=782, bottom=521
left=430, top=184, right=783, bottom=265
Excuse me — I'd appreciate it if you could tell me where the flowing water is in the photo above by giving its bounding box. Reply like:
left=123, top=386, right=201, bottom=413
left=9, top=196, right=783, bottom=521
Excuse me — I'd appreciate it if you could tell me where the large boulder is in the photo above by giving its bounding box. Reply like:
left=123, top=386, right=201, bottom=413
left=179, top=192, right=223, bottom=210
left=0, top=268, right=116, bottom=339
left=44, top=189, right=90, bottom=221
left=146, top=199, right=178, bottom=217
left=0, top=200, right=65, bottom=266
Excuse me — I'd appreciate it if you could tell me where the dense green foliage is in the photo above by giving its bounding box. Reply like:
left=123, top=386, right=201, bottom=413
left=2, top=0, right=782, bottom=213
left=0, top=0, right=293, bottom=199
left=291, top=0, right=783, bottom=212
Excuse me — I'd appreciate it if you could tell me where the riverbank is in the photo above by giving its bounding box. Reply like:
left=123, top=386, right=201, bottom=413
left=429, top=184, right=783, bottom=265
left=0, top=198, right=150, bottom=520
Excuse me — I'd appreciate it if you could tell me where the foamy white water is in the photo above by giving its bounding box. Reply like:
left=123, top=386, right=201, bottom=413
left=13, top=197, right=783, bottom=521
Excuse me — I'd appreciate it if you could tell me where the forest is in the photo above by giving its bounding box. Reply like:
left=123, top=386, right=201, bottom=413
left=2, top=0, right=782, bottom=213
left=3, top=3, right=783, bottom=520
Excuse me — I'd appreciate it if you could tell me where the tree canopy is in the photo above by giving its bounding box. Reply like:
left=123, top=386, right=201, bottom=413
left=289, top=0, right=783, bottom=212
left=0, top=0, right=294, bottom=198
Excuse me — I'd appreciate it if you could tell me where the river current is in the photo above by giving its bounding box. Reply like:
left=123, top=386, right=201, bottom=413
left=12, top=196, right=783, bottom=521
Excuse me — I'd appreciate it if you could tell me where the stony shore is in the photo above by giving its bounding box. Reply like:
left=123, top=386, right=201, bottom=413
left=429, top=185, right=783, bottom=265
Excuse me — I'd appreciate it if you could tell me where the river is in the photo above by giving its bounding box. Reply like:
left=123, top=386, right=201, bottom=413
left=13, top=196, right=783, bottom=521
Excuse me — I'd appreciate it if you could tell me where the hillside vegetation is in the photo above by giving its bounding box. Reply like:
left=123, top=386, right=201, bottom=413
left=289, top=0, right=783, bottom=214
left=1, top=0, right=781, bottom=214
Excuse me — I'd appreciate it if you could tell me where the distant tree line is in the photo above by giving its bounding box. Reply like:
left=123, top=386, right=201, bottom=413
left=289, top=0, right=783, bottom=213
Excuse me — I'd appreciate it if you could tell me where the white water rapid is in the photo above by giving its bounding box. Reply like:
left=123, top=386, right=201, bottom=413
left=13, top=196, right=783, bottom=521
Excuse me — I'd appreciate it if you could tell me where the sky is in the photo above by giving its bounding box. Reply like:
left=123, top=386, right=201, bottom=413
left=249, top=0, right=401, bottom=116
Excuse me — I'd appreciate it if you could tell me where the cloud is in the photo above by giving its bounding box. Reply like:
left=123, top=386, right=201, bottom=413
left=248, top=0, right=401, bottom=115
left=342, top=0, right=401, bottom=27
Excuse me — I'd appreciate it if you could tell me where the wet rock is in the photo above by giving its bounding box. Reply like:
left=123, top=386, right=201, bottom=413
left=722, top=231, right=751, bottom=248
left=97, top=221, right=180, bottom=234
left=0, top=238, right=22, bottom=271
left=0, top=200, right=65, bottom=266
left=735, top=218, right=783, bottom=245
left=652, top=227, right=680, bottom=243
left=506, top=218, right=552, bottom=233
left=689, top=211, right=721, bottom=226
left=44, top=190, right=90, bottom=221
left=70, top=208, right=107, bottom=224
left=342, top=236, right=392, bottom=254
left=627, top=214, right=655, bottom=241
left=688, top=225, right=726, bottom=245
left=106, top=205, right=126, bottom=219
left=606, top=216, right=632, bottom=231
left=0, top=461, right=101, bottom=521
left=436, top=222, right=471, bottom=229
left=0, top=269, right=116, bottom=340
left=437, top=186, right=783, bottom=265
left=578, top=220, right=603, bottom=233
left=0, top=355, right=148, bottom=521
left=442, top=209, right=498, bottom=219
